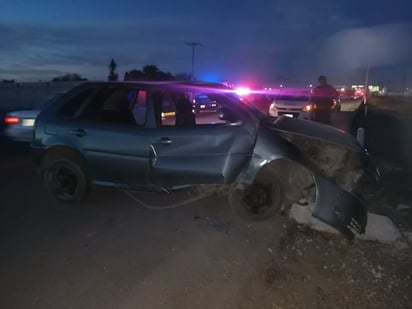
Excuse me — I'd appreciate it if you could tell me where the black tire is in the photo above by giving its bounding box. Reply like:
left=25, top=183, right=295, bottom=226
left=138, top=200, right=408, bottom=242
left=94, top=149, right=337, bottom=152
left=230, top=176, right=285, bottom=221
left=42, top=152, right=90, bottom=203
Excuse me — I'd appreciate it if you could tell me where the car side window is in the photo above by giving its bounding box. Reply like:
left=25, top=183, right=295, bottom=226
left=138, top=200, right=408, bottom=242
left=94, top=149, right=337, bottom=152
left=131, top=90, right=147, bottom=126
left=57, top=87, right=96, bottom=119
left=159, top=90, right=238, bottom=127
left=80, top=87, right=138, bottom=125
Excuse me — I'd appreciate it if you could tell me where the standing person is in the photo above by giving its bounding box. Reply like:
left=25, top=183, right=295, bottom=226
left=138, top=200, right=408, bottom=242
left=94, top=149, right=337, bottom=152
left=311, top=75, right=339, bottom=125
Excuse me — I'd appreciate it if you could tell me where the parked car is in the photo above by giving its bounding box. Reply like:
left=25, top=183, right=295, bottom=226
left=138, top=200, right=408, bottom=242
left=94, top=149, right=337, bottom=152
left=4, top=110, right=41, bottom=142
left=268, top=94, right=341, bottom=119
left=4, top=94, right=62, bottom=142
left=192, top=92, right=217, bottom=113
left=268, top=94, right=313, bottom=120
left=32, top=81, right=373, bottom=239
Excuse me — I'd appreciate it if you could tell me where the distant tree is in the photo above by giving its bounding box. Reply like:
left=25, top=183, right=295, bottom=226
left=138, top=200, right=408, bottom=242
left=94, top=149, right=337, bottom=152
left=124, top=65, right=175, bottom=81
left=52, top=73, right=87, bottom=82
left=142, top=65, right=160, bottom=76
left=108, top=58, right=118, bottom=81
left=174, top=73, right=191, bottom=81
left=2, top=79, right=15, bottom=83
left=124, top=70, right=144, bottom=81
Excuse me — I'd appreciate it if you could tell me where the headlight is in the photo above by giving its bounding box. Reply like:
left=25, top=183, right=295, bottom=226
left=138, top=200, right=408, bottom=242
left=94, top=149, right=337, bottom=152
left=269, top=103, right=278, bottom=116
left=302, top=104, right=313, bottom=112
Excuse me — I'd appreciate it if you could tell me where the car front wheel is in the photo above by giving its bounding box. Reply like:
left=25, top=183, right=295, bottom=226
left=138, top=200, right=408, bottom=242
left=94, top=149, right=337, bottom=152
left=229, top=177, right=285, bottom=221
left=43, top=154, right=90, bottom=203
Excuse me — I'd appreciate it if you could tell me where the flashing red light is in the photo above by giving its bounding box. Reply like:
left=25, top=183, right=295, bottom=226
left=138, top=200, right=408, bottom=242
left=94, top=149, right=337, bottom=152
left=235, top=87, right=251, bottom=96
left=4, top=117, right=20, bottom=124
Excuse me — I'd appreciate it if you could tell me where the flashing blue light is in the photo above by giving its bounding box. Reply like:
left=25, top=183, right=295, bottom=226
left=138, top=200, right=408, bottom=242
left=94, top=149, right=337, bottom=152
left=198, top=73, right=221, bottom=83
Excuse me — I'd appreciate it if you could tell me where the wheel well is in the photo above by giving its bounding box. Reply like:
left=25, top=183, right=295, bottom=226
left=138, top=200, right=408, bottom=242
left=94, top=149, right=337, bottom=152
left=255, top=159, right=315, bottom=205
left=40, top=145, right=87, bottom=168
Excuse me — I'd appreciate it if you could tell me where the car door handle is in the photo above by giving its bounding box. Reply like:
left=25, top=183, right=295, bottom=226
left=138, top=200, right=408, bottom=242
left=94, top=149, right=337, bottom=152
left=69, top=129, right=87, bottom=137
left=157, top=137, right=173, bottom=145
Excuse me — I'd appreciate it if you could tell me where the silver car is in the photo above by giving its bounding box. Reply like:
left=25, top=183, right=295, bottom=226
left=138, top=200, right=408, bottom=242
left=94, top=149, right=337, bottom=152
left=268, top=94, right=313, bottom=120
left=32, top=81, right=374, bottom=239
left=4, top=94, right=62, bottom=142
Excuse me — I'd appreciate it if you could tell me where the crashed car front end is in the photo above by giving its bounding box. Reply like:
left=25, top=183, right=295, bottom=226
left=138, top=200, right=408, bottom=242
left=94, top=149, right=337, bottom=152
left=241, top=116, right=373, bottom=239
left=312, top=173, right=367, bottom=238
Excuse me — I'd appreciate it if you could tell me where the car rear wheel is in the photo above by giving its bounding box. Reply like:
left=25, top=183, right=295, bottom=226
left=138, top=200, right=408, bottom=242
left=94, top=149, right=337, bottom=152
left=230, top=176, right=285, bottom=221
left=42, top=153, right=90, bottom=203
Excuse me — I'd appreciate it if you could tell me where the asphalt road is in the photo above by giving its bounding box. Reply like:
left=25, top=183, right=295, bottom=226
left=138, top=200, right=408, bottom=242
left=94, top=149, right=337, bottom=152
left=0, top=102, right=360, bottom=308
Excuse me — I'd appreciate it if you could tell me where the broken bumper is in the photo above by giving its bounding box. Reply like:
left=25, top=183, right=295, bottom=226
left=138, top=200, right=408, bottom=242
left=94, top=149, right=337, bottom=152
left=312, top=174, right=367, bottom=239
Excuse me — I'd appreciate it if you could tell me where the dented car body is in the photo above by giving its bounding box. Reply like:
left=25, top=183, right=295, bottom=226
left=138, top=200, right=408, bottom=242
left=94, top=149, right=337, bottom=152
left=32, top=81, right=370, bottom=239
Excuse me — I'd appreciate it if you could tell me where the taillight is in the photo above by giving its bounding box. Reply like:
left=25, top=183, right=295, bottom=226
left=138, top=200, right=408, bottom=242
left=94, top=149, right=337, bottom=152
left=4, top=117, right=20, bottom=124
left=303, top=104, right=313, bottom=112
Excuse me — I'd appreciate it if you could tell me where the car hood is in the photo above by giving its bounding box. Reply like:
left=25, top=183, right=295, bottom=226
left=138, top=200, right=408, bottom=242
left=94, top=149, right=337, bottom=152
left=265, top=116, right=363, bottom=152
left=6, top=110, right=41, bottom=118
left=274, top=100, right=308, bottom=108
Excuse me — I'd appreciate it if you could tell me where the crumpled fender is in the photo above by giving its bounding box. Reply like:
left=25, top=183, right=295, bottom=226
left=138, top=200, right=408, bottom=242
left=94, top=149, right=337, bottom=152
left=242, top=126, right=302, bottom=185
left=240, top=124, right=368, bottom=239
left=312, top=173, right=367, bottom=239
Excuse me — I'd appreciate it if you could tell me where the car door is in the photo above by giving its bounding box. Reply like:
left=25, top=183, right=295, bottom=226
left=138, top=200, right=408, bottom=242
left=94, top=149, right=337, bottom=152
left=146, top=89, right=256, bottom=189
left=70, top=85, right=151, bottom=188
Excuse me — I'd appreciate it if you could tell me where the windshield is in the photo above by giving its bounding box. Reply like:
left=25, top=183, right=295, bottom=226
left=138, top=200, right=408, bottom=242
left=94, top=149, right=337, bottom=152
left=231, top=94, right=268, bottom=120
left=275, top=95, right=310, bottom=101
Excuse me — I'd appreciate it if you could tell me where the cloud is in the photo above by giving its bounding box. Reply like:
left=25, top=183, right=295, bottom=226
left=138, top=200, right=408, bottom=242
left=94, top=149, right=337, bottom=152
left=0, top=17, right=294, bottom=81
left=1, top=10, right=409, bottom=86
left=320, top=22, right=412, bottom=72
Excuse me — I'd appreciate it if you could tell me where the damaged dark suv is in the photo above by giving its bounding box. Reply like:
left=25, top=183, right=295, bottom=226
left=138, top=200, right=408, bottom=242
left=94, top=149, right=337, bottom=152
left=32, top=81, right=371, bottom=239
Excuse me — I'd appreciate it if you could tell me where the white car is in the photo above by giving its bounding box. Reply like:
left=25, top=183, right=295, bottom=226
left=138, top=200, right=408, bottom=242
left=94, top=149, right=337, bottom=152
left=268, top=94, right=313, bottom=120
left=3, top=94, right=62, bottom=142
left=4, top=109, right=41, bottom=142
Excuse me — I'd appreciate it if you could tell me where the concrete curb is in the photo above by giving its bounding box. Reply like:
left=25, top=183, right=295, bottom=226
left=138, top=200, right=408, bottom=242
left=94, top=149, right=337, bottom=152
left=289, top=203, right=407, bottom=245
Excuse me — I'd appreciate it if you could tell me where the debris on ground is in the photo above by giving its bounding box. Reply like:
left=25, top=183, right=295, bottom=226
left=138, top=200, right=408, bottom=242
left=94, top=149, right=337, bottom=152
left=248, top=223, right=412, bottom=308
left=289, top=203, right=405, bottom=244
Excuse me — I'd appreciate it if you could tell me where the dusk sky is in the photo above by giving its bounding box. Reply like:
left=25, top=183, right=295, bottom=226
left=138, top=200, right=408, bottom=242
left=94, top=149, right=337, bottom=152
left=1, top=0, right=411, bottom=88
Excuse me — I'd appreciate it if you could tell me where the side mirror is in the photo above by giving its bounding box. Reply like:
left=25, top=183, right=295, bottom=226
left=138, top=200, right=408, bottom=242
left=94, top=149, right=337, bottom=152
left=218, top=107, right=239, bottom=123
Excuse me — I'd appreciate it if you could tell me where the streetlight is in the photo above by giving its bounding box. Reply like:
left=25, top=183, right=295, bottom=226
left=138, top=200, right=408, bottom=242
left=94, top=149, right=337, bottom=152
left=185, top=42, right=202, bottom=81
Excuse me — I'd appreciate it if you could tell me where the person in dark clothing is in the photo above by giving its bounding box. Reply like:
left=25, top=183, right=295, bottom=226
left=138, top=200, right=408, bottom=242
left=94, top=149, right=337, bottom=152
left=311, top=75, right=339, bottom=125
left=174, top=92, right=195, bottom=126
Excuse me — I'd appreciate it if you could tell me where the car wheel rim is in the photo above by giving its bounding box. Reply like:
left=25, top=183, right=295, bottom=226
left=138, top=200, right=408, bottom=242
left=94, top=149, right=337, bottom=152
left=242, top=183, right=275, bottom=215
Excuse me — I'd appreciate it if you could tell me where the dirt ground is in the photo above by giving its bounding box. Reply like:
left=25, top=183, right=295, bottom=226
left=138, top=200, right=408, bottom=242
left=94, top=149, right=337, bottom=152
left=240, top=98, right=412, bottom=308
left=246, top=223, right=412, bottom=309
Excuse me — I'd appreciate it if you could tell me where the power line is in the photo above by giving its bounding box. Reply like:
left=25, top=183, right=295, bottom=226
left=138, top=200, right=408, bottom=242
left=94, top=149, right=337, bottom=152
left=185, top=42, right=202, bottom=81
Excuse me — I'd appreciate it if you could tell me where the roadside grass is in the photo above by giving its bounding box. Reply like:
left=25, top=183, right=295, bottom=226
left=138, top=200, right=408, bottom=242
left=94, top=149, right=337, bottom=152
left=359, top=95, right=412, bottom=230
left=367, top=95, right=412, bottom=117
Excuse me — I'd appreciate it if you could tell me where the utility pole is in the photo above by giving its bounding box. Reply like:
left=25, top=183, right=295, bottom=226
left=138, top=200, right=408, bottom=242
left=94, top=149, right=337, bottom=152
left=185, top=42, right=201, bottom=81
left=402, top=72, right=407, bottom=96
left=364, top=63, right=370, bottom=100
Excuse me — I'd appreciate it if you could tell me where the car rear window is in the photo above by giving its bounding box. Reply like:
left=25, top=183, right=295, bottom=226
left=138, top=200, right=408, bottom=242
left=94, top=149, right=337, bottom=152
left=79, top=87, right=143, bottom=126
left=58, top=87, right=96, bottom=119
